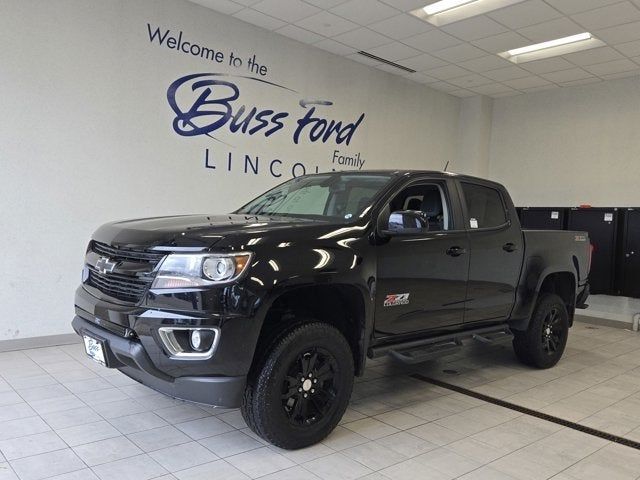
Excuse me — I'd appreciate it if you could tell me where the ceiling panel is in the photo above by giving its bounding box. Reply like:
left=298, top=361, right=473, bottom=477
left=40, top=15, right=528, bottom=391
left=595, top=21, right=640, bottom=44
left=425, top=64, right=472, bottom=79
left=519, top=56, right=576, bottom=73
left=294, top=10, right=359, bottom=35
left=440, top=16, right=509, bottom=41
left=600, top=68, right=640, bottom=79
left=252, top=0, right=321, bottom=22
left=275, top=24, right=325, bottom=43
left=471, top=31, right=532, bottom=53
left=401, top=53, right=449, bottom=70
left=313, top=38, right=357, bottom=54
left=488, top=0, right=562, bottom=29
left=330, top=0, right=399, bottom=25
left=191, top=0, right=244, bottom=14
left=232, top=8, right=286, bottom=29
left=403, top=29, right=463, bottom=51
left=544, top=0, right=621, bottom=15
left=448, top=73, right=493, bottom=87
left=433, top=43, right=487, bottom=62
left=378, top=0, right=431, bottom=11
left=193, top=0, right=640, bottom=98
left=518, top=17, right=583, bottom=41
left=562, top=46, right=624, bottom=66
left=366, top=41, right=422, bottom=60
left=541, top=67, right=593, bottom=82
left=368, top=14, right=433, bottom=39
left=583, top=58, right=639, bottom=75
left=483, top=65, right=531, bottom=80
left=333, top=27, right=392, bottom=49
left=615, top=39, right=640, bottom=57
left=570, top=2, right=640, bottom=31
left=457, top=54, right=514, bottom=72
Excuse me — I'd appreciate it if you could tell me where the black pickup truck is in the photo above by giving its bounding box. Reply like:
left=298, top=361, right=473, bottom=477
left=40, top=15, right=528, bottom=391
left=72, top=170, right=590, bottom=449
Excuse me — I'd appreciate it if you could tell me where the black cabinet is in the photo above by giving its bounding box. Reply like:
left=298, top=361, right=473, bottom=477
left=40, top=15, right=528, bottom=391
left=520, top=207, right=567, bottom=230
left=567, top=208, right=619, bottom=295
left=618, top=208, right=640, bottom=298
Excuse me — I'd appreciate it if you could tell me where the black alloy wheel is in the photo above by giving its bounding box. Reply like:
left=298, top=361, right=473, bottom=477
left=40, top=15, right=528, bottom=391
left=541, top=307, right=563, bottom=355
left=241, top=322, right=354, bottom=449
left=282, top=348, right=338, bottom=426
left=513, top=293, right=569, bottom=369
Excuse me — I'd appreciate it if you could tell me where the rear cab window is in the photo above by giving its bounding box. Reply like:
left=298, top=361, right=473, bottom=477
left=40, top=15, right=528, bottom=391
left=460, top=182, right=507, bottom=230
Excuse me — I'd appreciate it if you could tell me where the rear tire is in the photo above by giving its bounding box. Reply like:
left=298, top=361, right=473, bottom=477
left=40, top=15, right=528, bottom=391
left=241, top=322, right=354, bottom=449
left=513, top=293, right=569, bottom=369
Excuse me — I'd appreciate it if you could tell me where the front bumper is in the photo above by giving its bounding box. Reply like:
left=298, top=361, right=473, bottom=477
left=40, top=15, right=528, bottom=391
left=72, top=315, right=246, bottom=407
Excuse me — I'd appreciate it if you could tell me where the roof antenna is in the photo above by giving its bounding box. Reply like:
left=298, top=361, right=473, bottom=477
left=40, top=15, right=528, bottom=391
left=443, top=161, right=449, bottom=172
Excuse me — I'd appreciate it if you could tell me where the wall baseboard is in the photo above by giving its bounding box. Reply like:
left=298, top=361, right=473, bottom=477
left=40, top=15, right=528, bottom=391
left=574, top=314, right=633, bottom=330
left=0, top=333, right=80, bottom=353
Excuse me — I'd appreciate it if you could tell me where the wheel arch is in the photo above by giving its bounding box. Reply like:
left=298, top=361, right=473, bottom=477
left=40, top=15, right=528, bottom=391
left=511, top=268, right=577, bottom=331
left=251, top=284, right=369, bottom=376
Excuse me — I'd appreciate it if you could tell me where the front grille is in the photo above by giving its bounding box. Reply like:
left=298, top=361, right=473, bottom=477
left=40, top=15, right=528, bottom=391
left=85, top=242, right=166, bottom=303
left=87, top=266, right=153, bottom=303
left=92, top=241, right=166, bottom=263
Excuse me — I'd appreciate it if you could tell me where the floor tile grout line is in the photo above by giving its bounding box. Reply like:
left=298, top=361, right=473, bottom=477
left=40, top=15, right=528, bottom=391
left=411, top=373, right=640, bottom=451
left=2, top=380, right=91, bottom=479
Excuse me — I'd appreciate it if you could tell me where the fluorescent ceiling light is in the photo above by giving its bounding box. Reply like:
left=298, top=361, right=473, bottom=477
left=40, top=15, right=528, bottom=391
left=422, top=0, right=476, bottom=15
left=411, top=0, right=525, bottom=26
left=499, top=33, right=605, bottom=64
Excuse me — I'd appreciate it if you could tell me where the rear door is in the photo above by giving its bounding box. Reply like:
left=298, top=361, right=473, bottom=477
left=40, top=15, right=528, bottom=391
left=374, top=178, right=470, bottom=336
left=458, top=181, right=523, bottom=323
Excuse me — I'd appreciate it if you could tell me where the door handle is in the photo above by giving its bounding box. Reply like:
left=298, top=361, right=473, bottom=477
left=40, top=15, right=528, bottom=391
left=446, top=246, right=467, bottom=257
left=503, top=242, right=518, bottom=253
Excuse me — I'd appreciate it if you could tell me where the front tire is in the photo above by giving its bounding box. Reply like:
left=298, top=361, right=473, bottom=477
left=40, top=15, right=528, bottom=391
left=513, top=293, right=569, bottom=369
left=241, top=322, right=354, bottom=449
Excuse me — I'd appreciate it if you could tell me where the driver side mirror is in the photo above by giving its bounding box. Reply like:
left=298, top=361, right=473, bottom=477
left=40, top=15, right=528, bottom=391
left=381, top=210, right=430, bottom=236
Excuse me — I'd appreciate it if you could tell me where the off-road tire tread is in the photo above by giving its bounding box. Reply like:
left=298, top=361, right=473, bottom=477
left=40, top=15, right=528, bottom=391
left=513, top=293, right=568, bottom=369
left=242, top=322, right=354, bottom=449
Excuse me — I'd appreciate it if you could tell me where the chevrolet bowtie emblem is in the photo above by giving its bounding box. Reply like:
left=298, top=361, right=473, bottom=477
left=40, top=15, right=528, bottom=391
left=95, top=256, right=118, bottom=274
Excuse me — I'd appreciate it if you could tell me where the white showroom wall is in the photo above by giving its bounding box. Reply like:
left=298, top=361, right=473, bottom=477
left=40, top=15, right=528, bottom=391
left=0, top=0, right=462, bottom=341
left=488, top=76, right=640, bottom=207
left=486, top=76, right=640, bottom=326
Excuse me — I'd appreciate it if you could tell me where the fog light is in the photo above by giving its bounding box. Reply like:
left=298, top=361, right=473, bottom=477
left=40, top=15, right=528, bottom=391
left=190, top=330, right=203, bottom=351
left=158, top=327, right=220, bottom=359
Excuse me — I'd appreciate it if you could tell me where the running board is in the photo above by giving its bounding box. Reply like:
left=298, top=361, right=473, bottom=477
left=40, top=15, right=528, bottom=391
left=389, top=339, right=462, bottom=364
left=369, top=324, right=512, bottom=364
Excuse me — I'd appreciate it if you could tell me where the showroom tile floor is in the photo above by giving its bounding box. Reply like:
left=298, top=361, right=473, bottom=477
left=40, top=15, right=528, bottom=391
left=1, top=321, right=640, bottom=480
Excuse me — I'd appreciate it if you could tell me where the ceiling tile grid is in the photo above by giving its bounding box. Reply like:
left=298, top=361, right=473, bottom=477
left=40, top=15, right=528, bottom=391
left=189, top=0, right=640, bottom=97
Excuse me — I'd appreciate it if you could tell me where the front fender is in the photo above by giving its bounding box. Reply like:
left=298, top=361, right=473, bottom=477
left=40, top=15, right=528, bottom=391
left=239, top=235, right=377, bottom=374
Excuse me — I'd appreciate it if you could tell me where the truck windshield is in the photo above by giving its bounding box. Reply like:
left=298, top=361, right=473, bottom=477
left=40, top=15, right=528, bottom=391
left=236, top=173, right=394, bottom=222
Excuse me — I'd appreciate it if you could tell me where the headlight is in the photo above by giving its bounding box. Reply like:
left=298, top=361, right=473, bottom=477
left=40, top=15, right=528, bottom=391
left=151, top=253, right=253, bottom=289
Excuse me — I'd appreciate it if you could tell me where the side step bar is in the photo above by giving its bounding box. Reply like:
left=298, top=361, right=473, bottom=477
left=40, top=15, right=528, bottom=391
left=369, top=324, right=512, bottom=364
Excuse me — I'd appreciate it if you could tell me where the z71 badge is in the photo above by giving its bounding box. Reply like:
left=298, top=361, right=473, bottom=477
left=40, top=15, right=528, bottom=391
left=383, top=293, right=410, bottom=307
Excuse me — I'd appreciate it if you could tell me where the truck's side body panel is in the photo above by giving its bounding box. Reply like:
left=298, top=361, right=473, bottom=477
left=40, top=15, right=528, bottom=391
left=510, top=229, right=590, bottom=327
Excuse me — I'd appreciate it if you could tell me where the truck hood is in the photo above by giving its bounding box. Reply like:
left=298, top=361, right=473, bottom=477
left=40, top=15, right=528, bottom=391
left=92, top=214, right=337, bottom=250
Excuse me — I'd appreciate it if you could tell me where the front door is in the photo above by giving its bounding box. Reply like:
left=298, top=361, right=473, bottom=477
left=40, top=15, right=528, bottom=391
left=375, top=180, right=469, bottom=336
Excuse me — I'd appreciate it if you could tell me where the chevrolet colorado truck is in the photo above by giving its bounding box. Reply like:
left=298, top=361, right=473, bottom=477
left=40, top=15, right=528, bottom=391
left=72, top=170, right=591, bottom=449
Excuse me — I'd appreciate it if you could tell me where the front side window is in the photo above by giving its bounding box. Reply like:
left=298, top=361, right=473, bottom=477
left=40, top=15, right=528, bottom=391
left=383, top=183, right=451, bottom=232
left=236, top=173, right=393, bottom=222
left=461, top=182, right=507, bottom=229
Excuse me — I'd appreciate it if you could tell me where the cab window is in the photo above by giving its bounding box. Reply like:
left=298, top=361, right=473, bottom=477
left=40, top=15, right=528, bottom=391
left=385, top=183, right=451, bottom=232
left=461, top=182, right=507, bottom=229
